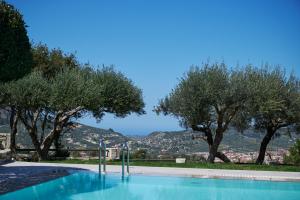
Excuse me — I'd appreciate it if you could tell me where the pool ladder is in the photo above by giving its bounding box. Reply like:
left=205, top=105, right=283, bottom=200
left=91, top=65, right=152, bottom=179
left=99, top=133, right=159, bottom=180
left=98, top=139, right=130, bottom=178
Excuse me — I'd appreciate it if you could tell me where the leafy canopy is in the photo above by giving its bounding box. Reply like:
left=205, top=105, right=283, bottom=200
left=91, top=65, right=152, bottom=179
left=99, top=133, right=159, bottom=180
left=241, top=66, right=300, bottom=132
left=155, top=63, right=252, bottom=130
left=2, top=67, right=145, bottom=120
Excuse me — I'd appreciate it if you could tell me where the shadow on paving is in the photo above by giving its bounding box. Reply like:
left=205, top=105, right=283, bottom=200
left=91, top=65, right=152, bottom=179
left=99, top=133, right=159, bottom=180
left=0, top=165, right=86, bottom=194
left=0, top=160, right=14, bottom=166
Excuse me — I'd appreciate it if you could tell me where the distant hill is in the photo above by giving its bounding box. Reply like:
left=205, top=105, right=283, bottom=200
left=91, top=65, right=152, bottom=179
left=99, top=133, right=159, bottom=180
left=61, top=124, right=128, bottom=149
left=1, top=109, right=299, bottom=157
left=131, top=128, right=299, bottom=157
left=0, top=122, right=129, bottom=149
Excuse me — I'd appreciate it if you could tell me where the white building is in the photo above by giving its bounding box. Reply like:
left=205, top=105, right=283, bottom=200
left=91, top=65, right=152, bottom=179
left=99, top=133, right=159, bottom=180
left=106, top=147, right=120, bottom=160
left=0, top=133, right=11, bottom=160
left=0, top=133, right=10, bottom=150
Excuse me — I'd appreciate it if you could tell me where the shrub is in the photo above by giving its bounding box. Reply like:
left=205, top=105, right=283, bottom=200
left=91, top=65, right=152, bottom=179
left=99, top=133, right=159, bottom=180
left=284, top=140, right=300, bottom=165
left=132, top=149, right=147, bottom=159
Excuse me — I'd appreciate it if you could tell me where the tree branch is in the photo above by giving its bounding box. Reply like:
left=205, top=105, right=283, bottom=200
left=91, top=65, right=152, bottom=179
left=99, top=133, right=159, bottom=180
left=191, top=124, right=214, bottom=146
left=59, top=106, right=84, bottom=123
left=276, top=122, right=290, bottom=130
left=32, top=109, right=40, bottom=127
left=223, top=106, right=239, bottom=131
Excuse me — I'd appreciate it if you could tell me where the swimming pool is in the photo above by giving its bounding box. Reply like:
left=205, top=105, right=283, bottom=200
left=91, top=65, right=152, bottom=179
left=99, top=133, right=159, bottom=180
left=1, top=171, right=300, bottom=200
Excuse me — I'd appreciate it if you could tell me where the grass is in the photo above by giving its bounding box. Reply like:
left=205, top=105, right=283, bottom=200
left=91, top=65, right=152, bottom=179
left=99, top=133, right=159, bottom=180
left=41, top=159, right=300, bottom=172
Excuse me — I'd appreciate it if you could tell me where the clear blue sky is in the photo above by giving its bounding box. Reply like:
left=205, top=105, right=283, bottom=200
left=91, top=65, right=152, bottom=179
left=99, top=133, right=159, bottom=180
left=8, top=0, right=300, bottom=135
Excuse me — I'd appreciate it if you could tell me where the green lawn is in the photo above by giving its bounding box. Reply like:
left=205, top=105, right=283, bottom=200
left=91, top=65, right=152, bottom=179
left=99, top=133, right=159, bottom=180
left=41, top=159, right=300, bottom=172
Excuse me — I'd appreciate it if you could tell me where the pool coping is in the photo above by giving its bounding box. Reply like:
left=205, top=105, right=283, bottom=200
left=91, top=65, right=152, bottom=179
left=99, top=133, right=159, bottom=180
left=2, top=161, right=300, bottom=182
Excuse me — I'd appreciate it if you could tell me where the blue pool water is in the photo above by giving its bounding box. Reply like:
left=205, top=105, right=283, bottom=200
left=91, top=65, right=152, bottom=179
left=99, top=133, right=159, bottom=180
left=1, top=171, right=300, bottom=200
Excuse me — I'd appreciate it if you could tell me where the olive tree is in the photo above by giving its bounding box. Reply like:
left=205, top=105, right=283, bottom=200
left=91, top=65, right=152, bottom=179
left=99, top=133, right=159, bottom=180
left=30, top=44, right=80, bottom=150
left=155, top=63, right=252, bottom=163
left=2, top=72, right=50, bottom=157
left=247, top=67, right=300, bottom=164
left=1, top=44, right=79, bottom=157
left=3, top=67, right=145, bottom=160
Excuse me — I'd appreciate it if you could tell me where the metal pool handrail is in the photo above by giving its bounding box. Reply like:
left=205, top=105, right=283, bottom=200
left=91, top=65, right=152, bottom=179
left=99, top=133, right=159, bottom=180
left=121, top=142, right=130, bottom=178
left=99, top=138, right=106, bottom=175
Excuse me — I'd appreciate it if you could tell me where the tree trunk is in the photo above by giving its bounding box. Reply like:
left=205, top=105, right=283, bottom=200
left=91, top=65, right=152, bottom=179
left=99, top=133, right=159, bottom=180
left=26, top=128, right=43, bottom=161
left=20, top=108, right=81, bottom=160
left=40, top=150, right=49, bottom=160
left=256, top=127, right=275, bottom=165
left=54, top=133, right=61, bottom=156
left=40, top=112, right=48, bottom=144
left=207, top=128, right=224, bottom=163
left=40, top=125, right=63, bottom=160
left=207, top=110, right=232, bottom=163
left=10, top=108, right=19, bottom=158
left=192, top=125, right=231, bottom=163
left=207, top=146, right=216, bottom=163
